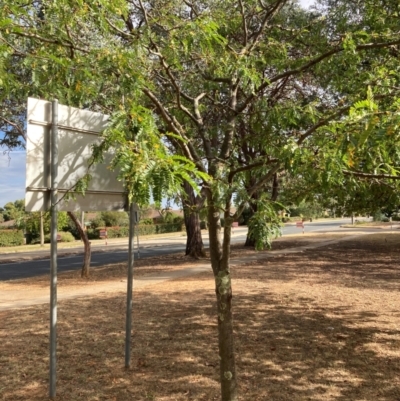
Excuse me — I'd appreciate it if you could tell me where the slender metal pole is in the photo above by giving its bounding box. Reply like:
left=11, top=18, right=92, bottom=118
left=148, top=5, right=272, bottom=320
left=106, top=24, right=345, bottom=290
left=49, top=100, right=59, bottom=399
left=136, top=211, right=140, bottom=259
left=125, top=202, right=135, bottom=367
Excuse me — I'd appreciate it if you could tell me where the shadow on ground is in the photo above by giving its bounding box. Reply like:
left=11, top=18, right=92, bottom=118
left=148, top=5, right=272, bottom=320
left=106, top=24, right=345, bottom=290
left=1, top=233, right=399, bottom=400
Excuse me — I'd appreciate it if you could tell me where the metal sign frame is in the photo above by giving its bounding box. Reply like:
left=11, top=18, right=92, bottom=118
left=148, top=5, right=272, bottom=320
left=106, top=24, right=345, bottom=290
left=25, top=99, right=136, bottom=399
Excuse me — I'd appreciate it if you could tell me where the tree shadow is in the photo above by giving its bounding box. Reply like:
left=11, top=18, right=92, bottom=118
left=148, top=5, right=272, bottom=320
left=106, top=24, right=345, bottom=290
left=2, top=268, right=400, bottom=400
left=2, top=235, right=400, bottom=400
left=244, top=235, right=400, bottom=292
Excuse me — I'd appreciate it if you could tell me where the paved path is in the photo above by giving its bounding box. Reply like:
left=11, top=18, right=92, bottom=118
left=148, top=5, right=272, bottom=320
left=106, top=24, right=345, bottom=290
left=0, top=231, right=390, bottom=311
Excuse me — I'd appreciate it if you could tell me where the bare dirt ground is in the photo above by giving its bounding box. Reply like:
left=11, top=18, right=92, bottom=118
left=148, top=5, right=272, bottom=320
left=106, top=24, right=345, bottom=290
left=1, top=233, right=400, bottom=400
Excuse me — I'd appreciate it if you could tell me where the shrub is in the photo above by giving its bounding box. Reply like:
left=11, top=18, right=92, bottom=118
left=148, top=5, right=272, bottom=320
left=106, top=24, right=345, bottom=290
left=373, top=211, right=385, bottom=222
left=58, top=232, right=76, bottom=242
left=101, top=211, right=129, bottom=227
left=105, top=226, right=129, bottom=238
left=155, top=222, right=183, bottom=234
left=90, top=215, right=106, bottom=229
left=44, top=231, right=76, bottom=243
left=137, top=224, right=156, bottom=235
left=140, top=218, right=154, bottom=225
left=172, top=215, right=184, bottom=225
left=86, top=222, right=182, bottom=239
left=0, top=230, right=25, bottom=247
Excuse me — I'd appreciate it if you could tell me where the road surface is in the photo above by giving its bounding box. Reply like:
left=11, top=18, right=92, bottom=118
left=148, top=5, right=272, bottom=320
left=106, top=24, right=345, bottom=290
left=0, top=218, right=369, bottom=281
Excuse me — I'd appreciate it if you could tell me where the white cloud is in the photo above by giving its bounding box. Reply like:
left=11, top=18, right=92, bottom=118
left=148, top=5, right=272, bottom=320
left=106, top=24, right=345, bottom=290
left=0, top=151, right=26, bottom=207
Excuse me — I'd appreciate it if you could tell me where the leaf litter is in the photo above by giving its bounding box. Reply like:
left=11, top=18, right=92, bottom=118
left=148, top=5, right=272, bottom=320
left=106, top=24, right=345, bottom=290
left=1, top=233, right=400, bottom=400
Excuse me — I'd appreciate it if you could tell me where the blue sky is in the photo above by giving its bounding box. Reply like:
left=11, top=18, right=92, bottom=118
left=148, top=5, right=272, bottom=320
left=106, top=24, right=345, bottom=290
left=0, top=0, right=315, bottom=209
left=0, top=150, right=26, bottom=207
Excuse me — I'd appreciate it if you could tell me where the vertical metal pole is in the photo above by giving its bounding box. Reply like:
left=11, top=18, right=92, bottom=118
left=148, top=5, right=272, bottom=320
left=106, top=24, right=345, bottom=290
left=125, top=202, right=135, bottom=367
left=136, top=211, right=140, bottom=259
left=49, top=99, right=58, bottom=399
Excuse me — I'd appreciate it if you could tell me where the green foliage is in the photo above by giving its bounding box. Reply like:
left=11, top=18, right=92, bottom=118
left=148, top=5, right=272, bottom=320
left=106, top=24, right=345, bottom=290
left=238, top=207, right=253, bottom=226
left=100, top=211, right=129, bottom=227
left=247, top=200, right=283, bottom=251
left=373, top=210, right=385, bottom=222
left=100, top=226, right=129, bottom=238
left=162, top=212, right=184, bottom=226
left=2, top=2, right=400, bottom=399
left=2, top=0, right=399, bottom=227
left=58, top=231, right=75, bottom=242
left=2, top=199, right=25, bottom=225
left=140, top=218, right=154, bottom=225
left=89, top=215, right=106, bottom=229
left=25, top=211, right=69, bottom=236
left=90, top=106, right=210, bottom=207
left=0, top=230, right=24, bottom=247
left=43, top=231, right=75, bottom=243
left=289, top=202, right=325, bottom=219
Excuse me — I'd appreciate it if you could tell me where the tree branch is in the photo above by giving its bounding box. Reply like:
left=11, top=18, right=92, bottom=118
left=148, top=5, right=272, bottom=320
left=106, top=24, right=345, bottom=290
left=239, top=37, right=400, bottom=113
left=245, top=164, right=282, bottom=200
left=228, top=158, right=279, bottom=183
left=0, top=116, right=26, bottom=141
left=297, top=104, right=351, bottom=145
left=10, top=29, right=89, bottom=53
left=343, top=170, right=400, bottom=180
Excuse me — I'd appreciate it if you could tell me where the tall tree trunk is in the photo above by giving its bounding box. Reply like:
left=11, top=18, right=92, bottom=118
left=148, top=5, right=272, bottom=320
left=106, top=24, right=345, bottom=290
left=67, top=211, right=91, bottom=278
left=207, top=197, right=238, bottom=401
left=182, top=181, right=206, bottom=258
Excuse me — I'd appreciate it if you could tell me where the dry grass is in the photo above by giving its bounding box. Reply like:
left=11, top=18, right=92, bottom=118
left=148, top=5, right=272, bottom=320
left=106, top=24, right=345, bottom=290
left=1, top=233, right=400, bottom=400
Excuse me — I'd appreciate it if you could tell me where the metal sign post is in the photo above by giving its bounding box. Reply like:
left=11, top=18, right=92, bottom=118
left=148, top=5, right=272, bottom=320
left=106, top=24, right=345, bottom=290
left=135, top=210, right=140, bottom=259
left=25, top=98, right=138, bottom=396
left=49, top=100, right=59, bottom=399
left=125, top=202, right=135, bottom=367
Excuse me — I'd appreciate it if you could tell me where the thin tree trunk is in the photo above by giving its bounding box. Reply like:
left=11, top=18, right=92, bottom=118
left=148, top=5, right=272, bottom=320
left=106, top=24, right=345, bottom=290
left=67, top=211, right=91, bottom=278
left=182, top=181, right=206, bottom=258
left=207, top=199, right=238, bottom=401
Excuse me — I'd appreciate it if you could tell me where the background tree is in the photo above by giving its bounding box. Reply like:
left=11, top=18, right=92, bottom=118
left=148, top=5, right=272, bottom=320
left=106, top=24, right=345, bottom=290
left=181, top=181, right=206, bottom=258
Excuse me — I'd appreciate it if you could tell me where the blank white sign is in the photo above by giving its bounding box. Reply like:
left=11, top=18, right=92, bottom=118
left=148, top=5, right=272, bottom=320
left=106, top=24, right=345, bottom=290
left=25, top=98, right=127, bottom=212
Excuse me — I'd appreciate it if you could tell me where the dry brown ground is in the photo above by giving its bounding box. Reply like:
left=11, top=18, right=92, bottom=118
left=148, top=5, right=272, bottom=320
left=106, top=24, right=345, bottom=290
left=1, top=233, right=400, bottom=401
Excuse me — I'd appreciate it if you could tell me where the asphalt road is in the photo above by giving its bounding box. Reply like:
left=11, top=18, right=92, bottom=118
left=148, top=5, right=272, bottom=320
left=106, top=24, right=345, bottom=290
left=0, top=218, right=363, bottom=281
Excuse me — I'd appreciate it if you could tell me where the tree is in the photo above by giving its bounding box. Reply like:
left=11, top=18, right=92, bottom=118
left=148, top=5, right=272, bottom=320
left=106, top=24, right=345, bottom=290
left=181, top=180, right=206, bottom=258
left=25, top=210, right=70, bottom=237
left=2, top=199, right=25, bottom=222
left=2, top=1, right=400, bottom=400
left=100, top=211, right=129, bottom=227
left=67, top=211, right=91, bottom=277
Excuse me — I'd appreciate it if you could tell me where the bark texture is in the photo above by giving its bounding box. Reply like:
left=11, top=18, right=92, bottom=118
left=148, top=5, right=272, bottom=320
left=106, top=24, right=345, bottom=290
left=182, top=181, right=206, bottom=258
left=67, top=211, right=91, bottom=278
left=207, top=200, right=238, bottom=401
